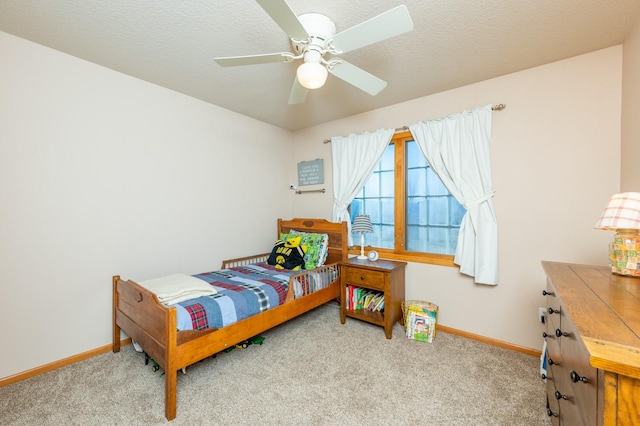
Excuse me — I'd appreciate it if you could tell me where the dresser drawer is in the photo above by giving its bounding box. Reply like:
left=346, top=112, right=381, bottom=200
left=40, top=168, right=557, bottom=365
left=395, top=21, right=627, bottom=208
left=546, top=305, right=561, bottom=332
left=545, top=346, right=579, bottom=424
left=549, top=350, right=586, bottom=425
left=558, top=316, right=597, bottom=426
left=547, top=393, right=560, bottom=425
left=545, top=353, right=561, bottom=402
left=343, top=267, right=385, bottom=290
left=546, top=336, right=562, bottom=376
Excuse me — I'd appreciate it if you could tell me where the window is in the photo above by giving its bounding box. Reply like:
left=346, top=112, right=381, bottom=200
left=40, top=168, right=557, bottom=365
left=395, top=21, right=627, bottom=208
left=350, top=131, right=466, bottom=266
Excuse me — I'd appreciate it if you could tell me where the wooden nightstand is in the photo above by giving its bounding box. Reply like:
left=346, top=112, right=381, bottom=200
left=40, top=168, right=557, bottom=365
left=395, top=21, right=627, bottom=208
left=340, top=257, right=406, bottom=339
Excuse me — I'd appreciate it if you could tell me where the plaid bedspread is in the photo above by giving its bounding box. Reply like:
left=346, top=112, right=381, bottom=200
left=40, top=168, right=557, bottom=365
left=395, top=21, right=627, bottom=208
left=173, top=263, right=299, bottom=331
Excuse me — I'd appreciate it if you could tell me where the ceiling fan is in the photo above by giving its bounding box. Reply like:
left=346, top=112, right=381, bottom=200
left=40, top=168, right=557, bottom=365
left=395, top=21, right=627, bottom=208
left=214, top=1, right=414, bottom=104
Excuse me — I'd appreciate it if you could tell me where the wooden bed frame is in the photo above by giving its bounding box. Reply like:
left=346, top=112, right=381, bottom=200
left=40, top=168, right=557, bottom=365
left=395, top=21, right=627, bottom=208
left=112, top=218, right=347, bottom=420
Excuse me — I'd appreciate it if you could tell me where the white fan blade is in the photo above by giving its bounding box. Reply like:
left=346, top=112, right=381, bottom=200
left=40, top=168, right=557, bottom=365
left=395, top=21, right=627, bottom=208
left=328, top=60, right=387, bottom=96
left=288, top=77, right=308, bottom=104
left=331, top=5, right=414, bottom=54
left=214, top=52, right=293, bottom=67
left=256, top=0, right=309, bottom=40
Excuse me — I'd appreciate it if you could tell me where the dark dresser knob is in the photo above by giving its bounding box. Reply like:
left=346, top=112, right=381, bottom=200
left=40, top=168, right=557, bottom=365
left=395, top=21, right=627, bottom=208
left=570, top=370, right=588, bottom=383
left=554, top=390, right=568, bottom=400
left=542, top=290, right=555, bottom=296
left=546, top=408, right=558, bottom=417
left=555, top=328, right=569, bottom=338
left=548, top=358, right=558, bottom=366
left=548, top=307, right=560, bottom=314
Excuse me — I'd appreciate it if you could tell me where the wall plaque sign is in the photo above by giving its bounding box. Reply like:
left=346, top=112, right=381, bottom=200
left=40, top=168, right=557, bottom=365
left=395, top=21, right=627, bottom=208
left=297, top=159, right=324, bottom=186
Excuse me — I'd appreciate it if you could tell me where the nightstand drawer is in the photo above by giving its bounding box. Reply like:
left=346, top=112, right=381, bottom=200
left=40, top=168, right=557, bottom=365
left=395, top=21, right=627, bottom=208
left=343, top=268, right=385, bottom=290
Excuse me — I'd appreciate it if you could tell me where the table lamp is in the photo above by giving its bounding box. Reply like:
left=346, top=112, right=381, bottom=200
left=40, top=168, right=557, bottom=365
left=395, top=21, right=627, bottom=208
left=594, top=192, right=640, bottom=277
left=352, top=215, right=373, bottom=260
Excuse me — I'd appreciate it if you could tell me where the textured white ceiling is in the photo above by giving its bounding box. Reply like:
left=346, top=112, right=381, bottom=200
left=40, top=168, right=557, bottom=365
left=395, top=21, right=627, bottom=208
left=1, top=1, right=639, bottom=131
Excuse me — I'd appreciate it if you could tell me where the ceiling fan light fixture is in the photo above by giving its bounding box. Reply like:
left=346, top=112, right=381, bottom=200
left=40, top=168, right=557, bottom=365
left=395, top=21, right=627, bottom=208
left=213, top=2, right=414, bottom=103
left=296, top=61, right=328, bottom=89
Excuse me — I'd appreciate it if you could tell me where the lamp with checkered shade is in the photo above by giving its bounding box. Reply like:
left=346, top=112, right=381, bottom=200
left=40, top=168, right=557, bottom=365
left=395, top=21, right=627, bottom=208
left=595, top=192, right=640, bottom=277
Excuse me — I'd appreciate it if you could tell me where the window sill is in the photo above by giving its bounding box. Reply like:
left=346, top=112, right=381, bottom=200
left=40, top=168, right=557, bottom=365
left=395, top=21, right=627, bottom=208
left=347, top=248, right=456, bottom=267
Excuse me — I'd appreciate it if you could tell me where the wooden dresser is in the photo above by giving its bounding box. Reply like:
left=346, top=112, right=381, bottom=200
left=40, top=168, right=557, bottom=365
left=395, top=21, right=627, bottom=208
left=541, top=261, right=640, bottom=425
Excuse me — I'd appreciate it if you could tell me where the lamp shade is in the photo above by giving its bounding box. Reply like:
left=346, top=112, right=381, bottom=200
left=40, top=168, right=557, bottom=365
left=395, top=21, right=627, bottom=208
left=352, top=215, right=373, bottom=234
left=352, top=214, right=373, bottom=260
left=296, top=61, right=328, bottom=89
left=594, top=192, right=640, bottom=230
left=595, top=192, right=640, bottom=277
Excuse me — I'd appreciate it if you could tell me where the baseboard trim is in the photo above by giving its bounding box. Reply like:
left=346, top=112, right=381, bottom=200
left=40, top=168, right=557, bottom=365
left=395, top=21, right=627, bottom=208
left=437, top=324, right=541, bottom=357
left=0, top=338, right=132, bottom=387
left=2, top=325, right=540, bottom=387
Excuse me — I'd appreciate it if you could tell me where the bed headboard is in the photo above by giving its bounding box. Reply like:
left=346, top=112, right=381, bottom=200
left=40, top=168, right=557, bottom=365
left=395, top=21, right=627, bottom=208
left=277, top=218, right=348, bottom=264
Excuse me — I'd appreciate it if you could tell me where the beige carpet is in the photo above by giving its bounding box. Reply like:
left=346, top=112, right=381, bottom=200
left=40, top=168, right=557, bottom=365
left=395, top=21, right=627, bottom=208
left=1, top=303, right=550, bottom=425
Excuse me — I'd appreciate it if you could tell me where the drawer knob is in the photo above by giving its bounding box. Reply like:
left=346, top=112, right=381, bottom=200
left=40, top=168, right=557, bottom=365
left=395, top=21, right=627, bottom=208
left=547, top=307, right=560, bottom=315
left=546, top=408, right=558, bottom=418
left=555, top=328, right=569, bottom=338
left=542, top=332, right=554, bottom=339
left=541, top=373, right=552, bottom=381
left=360, top=275, right=365, bottom=280
left=569, top=370, right=588, bottom=384
left=554, top=390, right=568, bottom=400
left=542, top=290, right=555, bottom=296
left=548, top=358, right=558, bottom=366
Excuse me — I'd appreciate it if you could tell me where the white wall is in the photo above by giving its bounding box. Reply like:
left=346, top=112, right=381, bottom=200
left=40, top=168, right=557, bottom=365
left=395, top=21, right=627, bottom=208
left=0, top=31, right=294, bottom=379
left=622, top=13, right=640, bottom=191
left=0, top=28, right=627, bottom=380
left=291, top=47, right=622, bottom=351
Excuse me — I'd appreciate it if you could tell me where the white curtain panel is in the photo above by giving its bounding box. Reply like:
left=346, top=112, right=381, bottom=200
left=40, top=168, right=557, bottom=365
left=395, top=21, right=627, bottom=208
left=409, top=105, right=498, bottom=285
left=331, top=129, right=394, bottom=246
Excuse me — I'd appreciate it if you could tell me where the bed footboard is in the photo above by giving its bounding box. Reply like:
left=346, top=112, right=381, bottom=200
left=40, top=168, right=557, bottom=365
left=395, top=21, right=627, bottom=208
left=113, top=275, right=180, bottom=420
left=113, top=275, right=176, bottom=363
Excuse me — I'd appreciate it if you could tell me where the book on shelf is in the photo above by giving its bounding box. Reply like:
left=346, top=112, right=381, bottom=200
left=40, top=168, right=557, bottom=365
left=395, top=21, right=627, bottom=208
left=373, top=295, right=384, bottom=311
left=346, top=285, right=384, bottom=312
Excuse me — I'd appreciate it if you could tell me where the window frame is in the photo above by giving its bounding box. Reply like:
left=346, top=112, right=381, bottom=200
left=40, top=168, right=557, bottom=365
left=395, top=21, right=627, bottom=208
left=349, top=131, right=457, bottom=267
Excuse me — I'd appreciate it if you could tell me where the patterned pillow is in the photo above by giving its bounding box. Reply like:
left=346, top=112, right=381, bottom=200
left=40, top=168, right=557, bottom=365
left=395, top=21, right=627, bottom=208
left=284, top=230, right=330, bottom=268
left=267, top=236, right=306, bottom=271
left=315, top=233, right=330, bottom=266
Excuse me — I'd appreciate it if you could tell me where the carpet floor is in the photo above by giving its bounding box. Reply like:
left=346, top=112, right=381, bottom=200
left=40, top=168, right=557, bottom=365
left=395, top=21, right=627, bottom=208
left=0, top=302, right=550, bottom=425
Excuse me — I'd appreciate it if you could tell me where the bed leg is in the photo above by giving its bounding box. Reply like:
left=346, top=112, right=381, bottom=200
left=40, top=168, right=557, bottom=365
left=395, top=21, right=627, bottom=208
left=112, top=275, right=121, bottom=353
left=165, top=369, right=177, bottom=421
